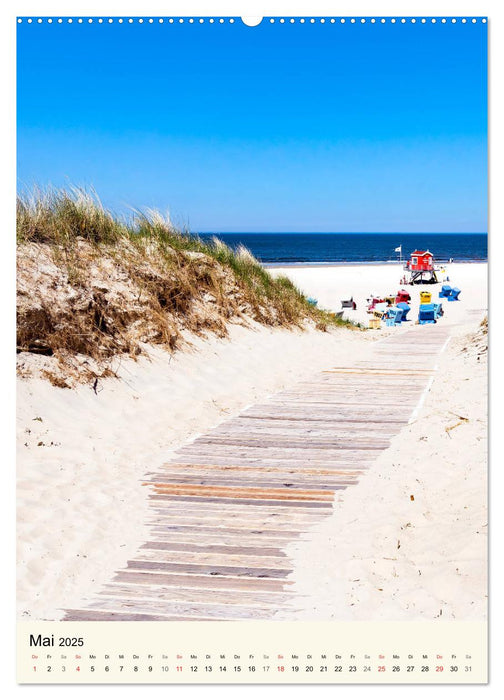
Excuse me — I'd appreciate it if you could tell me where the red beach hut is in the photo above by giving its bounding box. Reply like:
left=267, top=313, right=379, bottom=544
left=409, top=250, right=433, bottom=271
left=404, top=250, right=438, bottom=284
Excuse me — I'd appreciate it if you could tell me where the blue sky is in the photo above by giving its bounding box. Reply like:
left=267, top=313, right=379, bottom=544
left=17, top=18, right=487, bottom=232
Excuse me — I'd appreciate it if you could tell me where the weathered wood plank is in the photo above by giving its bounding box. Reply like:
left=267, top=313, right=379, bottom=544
left=98, top=583, right=293, bottom=606
left=146, top=523, right=308, bottom=535
left=236, top=414, right=409, bottom=425
left=160, top=455, right=379, bottom=468
left=179, top=448, right=386, bottom=460
left=152, top=463, right=369, bottom=475
left=191, top=437, right=391, bottom=449
left=113, top=570, right=292, bottom=591
left=147, top=469, right=361, bottom=482
left=209, top=425, right=398, bottom=438
left=147, top=506, right=329, bottom=521
left=141, top=541, right=288, bottom=556
left=134, top=550, right=291, bottom=568
left=147, top=531, right=302, bottom=547
left=84, top=597, right=284, bottom=620
left=150, top=464, right=366, bottom=476
left=146, top=477, right=358, bottom=490
left=147, top=503, right=331, bottom=518
left=150, top=483, right=335, bottom=501
left=126, top=560, right=292, bottom=578
left=149, top=494, right=335, bottom=507
left=64, top=610, right=209, bottom=622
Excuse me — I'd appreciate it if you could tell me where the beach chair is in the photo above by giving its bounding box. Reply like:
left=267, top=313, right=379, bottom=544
left=395, top=289, right=411, bottom=304
left=385, top=307, right=403, bottom=326
left=418, top=303, right=436, bottom=324
left=447, top=287, right=461, bottom=302
left=396, top=302, right=410, bottom=321
left=433, top=303, right=444, bottom=319
left=307, top=297, right=318, bottom=307
left=366, top=296, right=384, bottom=312
left=341, top=296, right=356, bottom=309
left=334, top=311, right=344, bottom=320
left=372, top=302, right=387, bottom=319
left=439, top=285, right=452, bottom=299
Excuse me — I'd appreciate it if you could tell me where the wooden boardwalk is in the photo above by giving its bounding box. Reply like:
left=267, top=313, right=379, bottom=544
left=64, top=325, right=450, bottom=621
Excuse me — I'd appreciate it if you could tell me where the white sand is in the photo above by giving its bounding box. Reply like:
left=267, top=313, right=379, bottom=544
left=17, top=263, right=487, bottom=621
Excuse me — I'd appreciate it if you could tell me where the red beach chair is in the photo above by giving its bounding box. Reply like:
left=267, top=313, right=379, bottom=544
left=395, top=289, right=411, bottom=304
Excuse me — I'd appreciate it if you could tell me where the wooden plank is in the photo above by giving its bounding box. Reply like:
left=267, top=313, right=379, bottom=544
left=190, top=437, right=391, bottom=449
left=146, top=524, right=306, bottom=536
left=147, top=470, right=360, bottom=483
left=147, top=532, right=302, bottom=547
left=155, top=457, right=375, bottom=469
left=113, top=571, right=292, bottom=592
left=84, top=598, right=283, bottom=620
left=141, top=541, right=287, bottom=556
left=146, top=507, right=330, bottom=523
left=63, top=610, right=208, bottom=622
left=125, top=560, right=292, bottom=578
left=236, top=414, right=408, bottom=424
left=146, top=520, right=324, bottom=534
left=147, top=504, right=331, bottom=519
left=146, top=478, right=357, bottom=490
left=151, top=464, right=367, bottom=476
left=198, top=423, right=400, bottom=433
left=98, top=583, right=293, bottom=606
left=134, top=550, right=291, bottom=568
left=149, top=494, right=335, bottom=507
left=176, top=446, right=385, bottom=460
left=150, top=483, right=335, bottom=500
left=144, top=537, right=296, bottom=551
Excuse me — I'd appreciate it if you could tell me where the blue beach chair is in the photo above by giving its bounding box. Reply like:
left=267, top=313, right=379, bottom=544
left=418, top=303, right=437, bottom=324
left=439, top=285, right=452, bottom=299
left=447, top=287, right=461, bottom=302
left=385, top=307, right=403, bottom=327
left=432, top=303, right=444, bottom=319
left=396, top=302, right=410, bottom=321
left=307, top=297, right=318, bottom=307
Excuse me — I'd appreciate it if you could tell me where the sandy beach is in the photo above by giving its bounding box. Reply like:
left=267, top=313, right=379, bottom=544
left=17, top=262, right=487, bottom=621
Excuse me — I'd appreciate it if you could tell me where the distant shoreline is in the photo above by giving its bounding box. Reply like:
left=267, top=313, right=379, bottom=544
left=264, top=259, right=488, bottom=269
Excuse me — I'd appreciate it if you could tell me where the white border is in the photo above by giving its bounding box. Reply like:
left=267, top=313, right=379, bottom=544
left=3, top=2, right=500, bottom=698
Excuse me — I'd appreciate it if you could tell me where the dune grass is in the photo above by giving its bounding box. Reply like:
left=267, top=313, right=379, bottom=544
left=16, top=187, right=357, bottom=377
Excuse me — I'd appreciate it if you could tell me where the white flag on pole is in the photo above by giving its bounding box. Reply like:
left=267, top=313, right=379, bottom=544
left=394, top=245, right=402, bottom=252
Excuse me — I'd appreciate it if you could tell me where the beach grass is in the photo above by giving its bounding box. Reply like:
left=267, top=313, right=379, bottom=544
left=17, top=187, right=357, bottom=378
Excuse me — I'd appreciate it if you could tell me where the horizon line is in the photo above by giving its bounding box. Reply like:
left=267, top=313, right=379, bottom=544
left=195, top=231, right=488, bottom=235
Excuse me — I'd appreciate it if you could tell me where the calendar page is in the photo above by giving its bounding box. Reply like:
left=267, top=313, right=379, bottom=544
left=15, top=1, right=488, bottom=685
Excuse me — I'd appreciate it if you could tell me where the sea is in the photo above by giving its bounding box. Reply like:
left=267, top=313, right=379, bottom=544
left=197, top=233, right=487, bottom=266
